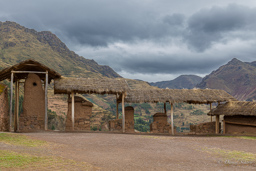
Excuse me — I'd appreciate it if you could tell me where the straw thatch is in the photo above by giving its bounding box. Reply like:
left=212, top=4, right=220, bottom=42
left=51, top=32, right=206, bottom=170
left=123, top=88, right=237, bottom=104
left=54, top=77, right=130, bottom=95
left=0, top=59, right=61, bottom=83
left=208, top=101, right=256, bottom=116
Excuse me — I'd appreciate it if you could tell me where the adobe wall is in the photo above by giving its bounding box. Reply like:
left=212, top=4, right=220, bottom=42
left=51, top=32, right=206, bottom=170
left=65, top=96, right=93, bottom=131
left=19, top=73, right=45, bottom=131
left=150, top=113, right=175, bottom=134
left=0, top=84, right=9, bottom=131
left=224, top=115, right=256, bottom=135
left=190, top=122, right=220, bottom=134
left=109, top=106, right=135, bottom=132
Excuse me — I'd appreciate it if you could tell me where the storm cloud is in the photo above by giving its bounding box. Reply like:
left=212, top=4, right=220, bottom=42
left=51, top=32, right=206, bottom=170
left=1, top=0, right=256, bottom=81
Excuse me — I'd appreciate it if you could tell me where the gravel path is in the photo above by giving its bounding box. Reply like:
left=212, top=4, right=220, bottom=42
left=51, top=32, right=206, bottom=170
left=22, top=132, right=256, bottom=171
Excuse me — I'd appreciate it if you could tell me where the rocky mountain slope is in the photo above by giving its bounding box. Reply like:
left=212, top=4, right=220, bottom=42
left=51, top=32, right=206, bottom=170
left=150, top=75, right=202, bottom=89
left=0, top=21, right=120, bottom=78
left=197, top=58, right=256, bottom=101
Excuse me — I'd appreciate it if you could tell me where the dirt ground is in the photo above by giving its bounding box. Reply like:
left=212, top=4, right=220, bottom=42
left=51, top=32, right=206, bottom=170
left=5, top=132, right=256, bottom=170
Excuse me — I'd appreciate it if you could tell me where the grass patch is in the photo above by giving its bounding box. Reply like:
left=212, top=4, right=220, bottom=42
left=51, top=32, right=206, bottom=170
left=239, top=136, right=256, bottom=140
left=0, top=133, right=47, bottom=147
left=0, top=150, right=94, bottom=170
left=203, top=147, right=256, bottom=165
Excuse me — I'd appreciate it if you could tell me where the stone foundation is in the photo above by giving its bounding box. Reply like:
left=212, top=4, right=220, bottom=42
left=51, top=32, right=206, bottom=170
left=19, top=74, right=45, bottom=132
left=150, top=113, right=175, bottom=134
left=109, top=119, right=122, bottom=132
left=190, top=122, right=220, bottom=134
left=0, top=84, right=9, bottom=131
left=65, top=96, right=93, bottom=131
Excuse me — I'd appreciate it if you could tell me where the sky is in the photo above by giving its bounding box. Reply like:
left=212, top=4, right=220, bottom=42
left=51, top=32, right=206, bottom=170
left=1, top=0, right=256, bottom=82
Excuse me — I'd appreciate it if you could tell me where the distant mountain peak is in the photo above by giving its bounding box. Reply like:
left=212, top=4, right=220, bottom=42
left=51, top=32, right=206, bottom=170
left=228, top=58, right=243, bottom=65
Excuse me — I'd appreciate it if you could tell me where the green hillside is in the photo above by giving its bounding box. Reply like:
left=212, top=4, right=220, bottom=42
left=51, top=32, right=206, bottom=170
left=0, top=21, right=120, bottom=78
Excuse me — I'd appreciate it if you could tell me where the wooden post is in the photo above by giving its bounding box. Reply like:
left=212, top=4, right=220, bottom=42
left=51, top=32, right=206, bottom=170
left=17, top=81, right=20, bottom=131
left=164, top=103, right=167, bottom=114
left=171, top=102, right=174, bottom=135
left=14, top=80, right=19, bottom=132
left=9, top=72, right=14, bottom=132
left=215, top=115, right=220, bottom=134
left=116, top=94, right=119, bottom=119
left=44, top=71, right=48, bottom=131
left=210, top=103, right=212, bottom=122
left=223, top=120, right=226, bottom=134
left=122, top=93, right=125, bottom=133
left=71, top=91, right=75, bottom=131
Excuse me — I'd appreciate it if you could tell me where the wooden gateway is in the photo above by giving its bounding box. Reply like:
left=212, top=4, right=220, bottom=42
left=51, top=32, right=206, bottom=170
left=208, top=101, right=256, bottom=135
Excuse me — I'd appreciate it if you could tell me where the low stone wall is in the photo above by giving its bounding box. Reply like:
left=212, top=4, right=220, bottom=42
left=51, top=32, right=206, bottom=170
left=150, top=113, right=175, bottom=134
left=224, top=115, right=256, bottom=135
left=65, top=96, right=93, bottom=131
left=0, top=84, right=9, bottom=131
left=109, top=119, right=122, bottom=132
left=190, top=122, right=220, bottom=134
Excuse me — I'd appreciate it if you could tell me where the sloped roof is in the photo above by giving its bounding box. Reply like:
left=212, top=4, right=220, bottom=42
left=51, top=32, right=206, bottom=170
left=123, top=89, right=237, bottom=104
left=54, top=77, right=130, bottom=95
left=0, top=59, right=61, bottom=83
left=208, top=101, right=256, bottom=116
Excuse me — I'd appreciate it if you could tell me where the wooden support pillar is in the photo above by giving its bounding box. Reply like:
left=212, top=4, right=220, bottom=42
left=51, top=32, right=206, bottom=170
left=164, top=103, right=167, bottom=115
left=210, top=103, right=212, bottom=122
left=44, top=71, right=48, bottom=131
left=71, top=91, right=75, bottom=131
left=14, top=80, right=19, bottom=132
left=223, top=120, right=226, bottom=134
left=122, top=93, right=125, bottom=133
left=116, top=94, right=119, bottom=119
left=215, top=115, right=220, bottom=134
left=171, top=102, right=174, bottom=135
left=9, top=72, right=14, bottom=132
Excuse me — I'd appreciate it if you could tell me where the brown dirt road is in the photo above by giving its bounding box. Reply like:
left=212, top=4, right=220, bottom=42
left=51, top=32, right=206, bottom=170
left=14, top=132, right=255, bottom=171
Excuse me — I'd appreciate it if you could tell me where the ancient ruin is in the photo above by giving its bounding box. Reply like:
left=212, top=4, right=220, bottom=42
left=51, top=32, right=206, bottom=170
left=0, top=84, right=9, bottom=131
left=65, top=96, right=93, bottom=131
left=190, top=122, right=220, bottom=134
left=19, top=73, right=45, bottom=131
left=150, top=113, right=174, bottom=133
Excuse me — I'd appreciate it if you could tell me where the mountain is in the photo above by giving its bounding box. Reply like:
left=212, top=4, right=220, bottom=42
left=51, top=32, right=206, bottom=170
left=150, top=75, right=202, bottom=89
left=197, top=58, right=256, bottom=101
left=0, top=21, right=120, bottom=78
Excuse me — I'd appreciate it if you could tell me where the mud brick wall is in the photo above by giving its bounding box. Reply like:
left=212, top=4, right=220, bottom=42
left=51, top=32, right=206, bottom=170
left=0, top=84, right=9, bottom=131
left=190, top=122, right=220, bottom=134
left=66, top=96, right=93, bottom=131
left=19, top=74, right=45, bottom=131
left=109, top=106, right=135, bottom=132
left=224, top=115, right=256, bottom=135
left=150, top=113, right=175, bottom=134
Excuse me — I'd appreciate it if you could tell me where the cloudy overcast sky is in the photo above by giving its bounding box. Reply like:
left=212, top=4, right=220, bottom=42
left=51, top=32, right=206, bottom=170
left=1, top=0, right=256, bottom=82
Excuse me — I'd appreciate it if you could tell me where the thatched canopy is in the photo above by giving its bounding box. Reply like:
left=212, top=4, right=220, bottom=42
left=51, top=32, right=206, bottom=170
left=208, top=101, right=256, bottom=116
left=54, top=77, right=130, bottom=95
left=0, top=59, right=61, bottom=83
left=123, top=89, right=236, bottom=104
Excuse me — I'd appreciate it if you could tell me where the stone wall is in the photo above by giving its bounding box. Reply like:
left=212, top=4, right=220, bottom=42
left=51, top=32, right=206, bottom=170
left=224, top=115, right=256, bottom=135
left=109, top=106, right=135, bottom=133
left=190, top=122, right=220, bottom=134
left=19, top=74, right=45, bottom=131
left=65, top=96, right=93, bottom=131
left=150, top=113, right=175, bottom=134
left=0, top=84, right=9, bottom=131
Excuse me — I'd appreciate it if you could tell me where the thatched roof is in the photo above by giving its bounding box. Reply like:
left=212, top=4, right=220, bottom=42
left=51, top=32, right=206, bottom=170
left=54, top=77, right=130, bottom=95
left=208, top=101, right=256, bottom=116
left=67, top=95, right=93, bottom=107
left=123, top=89, right=236, bottom=104
left=0, top=59, right=61, bottom=83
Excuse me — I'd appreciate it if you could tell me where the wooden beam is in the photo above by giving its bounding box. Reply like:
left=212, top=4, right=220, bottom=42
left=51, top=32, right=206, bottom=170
left=210, top=103, right=212, bottom=122
left=12, top=71, right=47, bottom=74
left=17, top=82, right=20, bottom=131
left=171, top=102, right=174, bottom=135
left=224, top=121, right=256, bottom=127
left=44, top=71, right=48, bottom=131
left=71, top=91, right=75, bottom=131
left=116, top=94, right=119, bottom=119
left=223, top=120, right=226, bottom=134
left=14, top=80, right=18, bottom=132
left=164, top=103, right=167, bottom=114
left=215, top=115, right=220, bottom=134
left=122, top=93, right=125, bottom=133
left=9, top=72, right=14, bottom=132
